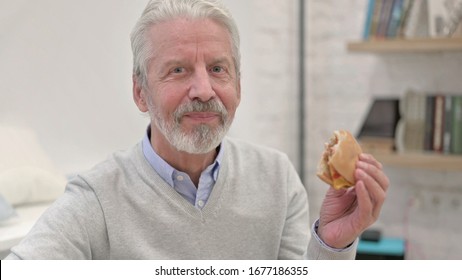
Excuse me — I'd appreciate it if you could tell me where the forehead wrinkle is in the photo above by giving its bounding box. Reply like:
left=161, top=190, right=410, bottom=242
left=148, top=18, right=235, bottom=74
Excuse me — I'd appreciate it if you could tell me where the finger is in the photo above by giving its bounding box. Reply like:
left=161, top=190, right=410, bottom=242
left=359, top=153, right=383, bottom=170
left=356, top=167, right=387, bottom=201
left=356, top=169, right=386, bottom=218
left=354, top=180, right=376, bottom=221
left=356, top=160, right=390, bottom=193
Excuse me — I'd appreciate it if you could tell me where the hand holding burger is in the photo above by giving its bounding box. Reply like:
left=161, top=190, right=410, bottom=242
left=315, top=129, right=389, bottom=249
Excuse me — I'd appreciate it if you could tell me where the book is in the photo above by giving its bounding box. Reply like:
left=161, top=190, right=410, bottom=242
left=397, top=0, right=414, bottom=37
left=395, top=91, right=462, bottom=155
left=395, top=89, right=426, bottom=152
left=451, top=95, right=462, bottom=154
left=443, top=95, right=453, bottom=154
left=424, top=95, right=435, bottom=151
left=432, top=94, right=445, bottom=152
left=403, top=0, right=429, bottom=38
left=386, top=0, right=405, bottom=38
left=363, top=0, right=377, bottom=40
left=376, top=0, right=395, bottom=38
left=357, top=98, right=400, bottom=139
left=370, top=0, right=384, bottom=38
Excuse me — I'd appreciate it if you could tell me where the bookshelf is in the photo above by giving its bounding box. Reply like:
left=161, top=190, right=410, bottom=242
left=350, top=1, right=462, bottom=171
left=371, top=152, right=462, bottom=171
left=347, top=38, right=462, bottom=53
left=360, top=139, right=462, bottom=171
left=349, top=38, right=462, bottom=169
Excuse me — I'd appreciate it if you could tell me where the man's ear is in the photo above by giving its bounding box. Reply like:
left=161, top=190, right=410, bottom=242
left=133, top=75, right=149, bottom=112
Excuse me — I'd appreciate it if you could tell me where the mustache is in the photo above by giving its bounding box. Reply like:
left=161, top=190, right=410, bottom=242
left=174, top=99, right=228, bottom=122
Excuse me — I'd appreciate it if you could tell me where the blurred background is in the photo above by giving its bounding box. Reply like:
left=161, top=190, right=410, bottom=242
left=1, top=0, right=462, bottom=259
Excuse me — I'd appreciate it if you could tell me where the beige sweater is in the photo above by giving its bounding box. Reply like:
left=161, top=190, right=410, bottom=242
left=7, top=137, right=357, bottom=260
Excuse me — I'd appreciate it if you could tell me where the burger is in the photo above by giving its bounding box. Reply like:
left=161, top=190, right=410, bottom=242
left=317, top=130, right=363, bottom=190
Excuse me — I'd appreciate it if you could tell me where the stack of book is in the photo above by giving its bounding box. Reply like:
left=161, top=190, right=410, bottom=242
left=363, top=0, right=462, bottom=40
left=395, top=89, right=462, bottom=154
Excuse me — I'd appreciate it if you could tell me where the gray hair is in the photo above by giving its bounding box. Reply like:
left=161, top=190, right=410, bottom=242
left=130, top=0, right=241, bottom=88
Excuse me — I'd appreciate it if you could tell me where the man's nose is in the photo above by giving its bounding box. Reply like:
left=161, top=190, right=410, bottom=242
left=188, top=68, right=215, bottom=102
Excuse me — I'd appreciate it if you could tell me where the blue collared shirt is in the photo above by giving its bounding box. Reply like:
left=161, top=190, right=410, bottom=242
left=141, top=127, right=222, bottom=209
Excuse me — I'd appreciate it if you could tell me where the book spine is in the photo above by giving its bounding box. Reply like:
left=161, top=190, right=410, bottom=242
left=396, top=89, right=427, bottom=152
left=416, top=91, right=427, bottom=151
left=397, top=0, right=414, bottom=37
left=363, top=0, right=377, bottom=40
left=451, top=96, right=462, bottom=154
left=386, top=0, right=404, bottom=38
left=432, top=94, right=445, bottom=153
left=394, top=119, right=406, bottom=152
left=370, top=0, right=384, bottom=38
left=443, top=95, right=453, bottom=154
left=403, top=0, right=428, bottom=38
left=377, top=0, right=395, bottom=38
left=424, top=95, right=435, bottom=151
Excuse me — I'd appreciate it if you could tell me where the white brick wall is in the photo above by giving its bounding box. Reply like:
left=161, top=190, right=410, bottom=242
left=227, top=0, right=300, bottom=165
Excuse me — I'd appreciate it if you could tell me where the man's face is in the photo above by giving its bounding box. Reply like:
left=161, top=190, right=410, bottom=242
left=139, top=18, right=241, bottom=154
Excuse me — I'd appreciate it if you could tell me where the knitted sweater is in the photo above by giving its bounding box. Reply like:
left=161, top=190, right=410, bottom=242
left=7, top=137, right=356, bottom=260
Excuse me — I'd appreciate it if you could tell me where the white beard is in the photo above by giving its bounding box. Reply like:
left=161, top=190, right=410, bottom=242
left=147, top=98, right=232, bottom=154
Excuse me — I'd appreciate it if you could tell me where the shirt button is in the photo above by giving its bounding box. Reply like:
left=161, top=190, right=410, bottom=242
left=197, top=200, right=204, bottom=207
left=177, top=175, right=184, bottom=181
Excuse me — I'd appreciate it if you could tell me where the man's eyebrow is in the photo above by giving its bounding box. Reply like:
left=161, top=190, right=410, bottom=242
left=154, top=59, right=185, bottom=73
left=155, top=56, right=233, bottom=71
left=209, top=57, right=233, bottom=66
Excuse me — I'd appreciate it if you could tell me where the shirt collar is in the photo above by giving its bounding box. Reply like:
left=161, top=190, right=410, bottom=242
left=141, top=125, right=223, bottom=187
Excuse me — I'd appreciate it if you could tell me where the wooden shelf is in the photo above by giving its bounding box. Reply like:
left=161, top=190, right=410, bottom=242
left=347, top=37, right=462, bottom=53
left=371, top=152, right=462, bottom=171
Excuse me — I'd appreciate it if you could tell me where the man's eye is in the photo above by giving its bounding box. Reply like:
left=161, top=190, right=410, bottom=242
left=211, top=66, right=223, bottom=73
left=172, top=67, right=184, bottom=73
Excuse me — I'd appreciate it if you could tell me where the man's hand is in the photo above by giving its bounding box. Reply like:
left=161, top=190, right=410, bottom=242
left=317, top=153, right=389, bottom=249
